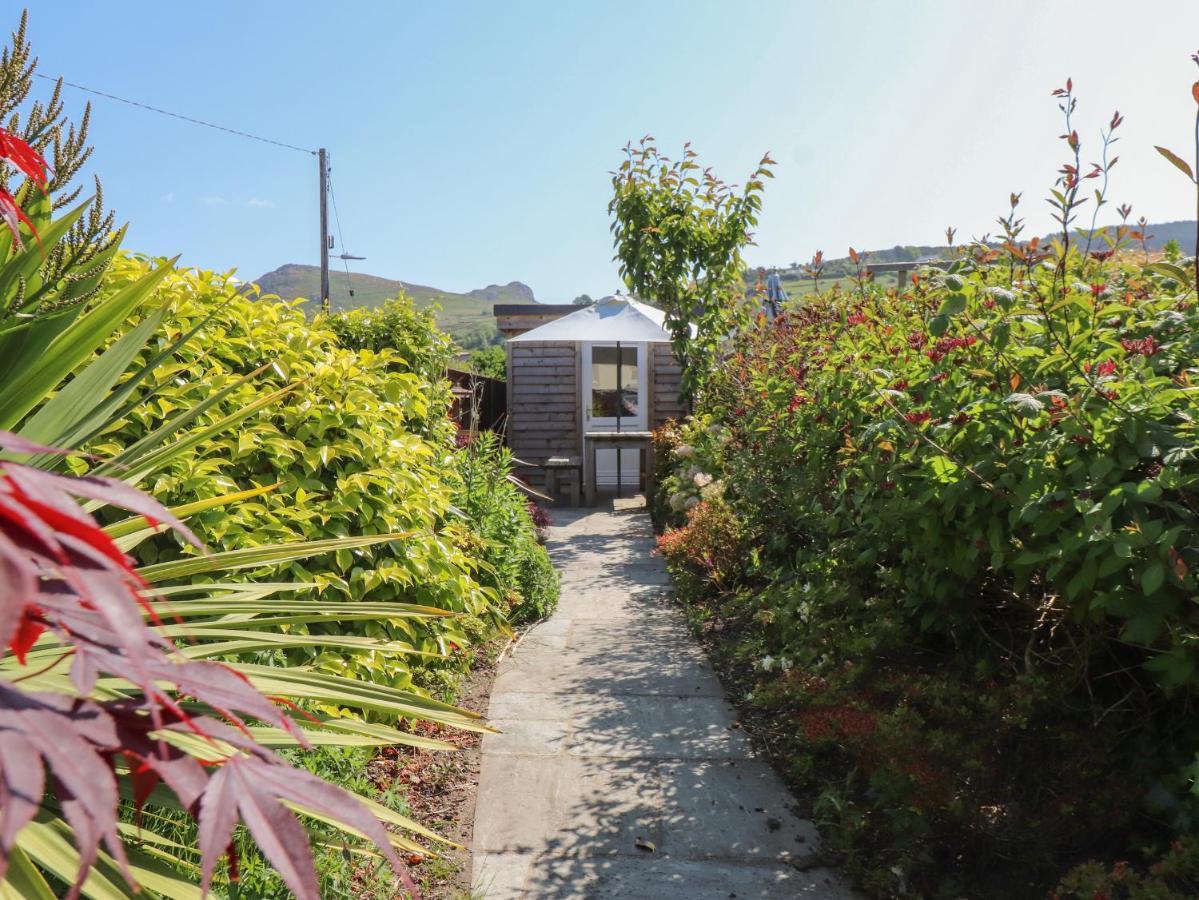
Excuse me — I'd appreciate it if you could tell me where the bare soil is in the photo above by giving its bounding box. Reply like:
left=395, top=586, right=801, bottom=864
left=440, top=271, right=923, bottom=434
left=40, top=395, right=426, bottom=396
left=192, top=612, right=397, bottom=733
left=353, top=637, right=507, bottom=899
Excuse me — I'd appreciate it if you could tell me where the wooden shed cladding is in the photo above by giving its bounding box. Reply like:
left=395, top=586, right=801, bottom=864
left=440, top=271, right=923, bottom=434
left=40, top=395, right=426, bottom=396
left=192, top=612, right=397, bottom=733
left=650, top=343, right=685, bottom=425
left=495, top=304, right=577, bottom=338
left=508, top=341, right=579, bottom=485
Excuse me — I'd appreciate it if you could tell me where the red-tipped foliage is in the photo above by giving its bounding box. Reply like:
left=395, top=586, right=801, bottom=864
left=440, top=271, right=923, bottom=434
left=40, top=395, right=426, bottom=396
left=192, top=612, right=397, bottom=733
left=0, top=129, right=51, bottom=187
left=0, top=448, right=413, bottom=898
left=0, top=130, right=47, bottom=250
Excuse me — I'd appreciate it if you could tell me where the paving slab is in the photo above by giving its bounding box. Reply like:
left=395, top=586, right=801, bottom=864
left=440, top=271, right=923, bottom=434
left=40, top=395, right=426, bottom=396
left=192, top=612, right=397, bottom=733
left=474, top=754, right=565, bottom=854
left=611, top=495, right=647, bottom=512
left=566, top=694, right=751, bottom=759
left=554, top=587, right=675, bottom=622
left=491, top=647, right=725, bottom=697
left=529, top=858, right=852, bottom=900
left=483, top=717, right=570, bottom=756
left=474, top=854, right=853, bottom=900
left=486, top=689, right=576, bottom=721
left=472, top=851, right=534, bottom=899
left=472, top=505, right=853, bottom=898
left=656, top=759, right=822, bottom=861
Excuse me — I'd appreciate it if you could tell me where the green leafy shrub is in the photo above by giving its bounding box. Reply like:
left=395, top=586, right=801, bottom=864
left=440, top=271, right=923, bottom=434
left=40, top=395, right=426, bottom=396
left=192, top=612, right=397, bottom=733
left=325, top=296, right=456, bottom=439
left=710, top=254, right=1199, bottom=682
left=86, top=257, right=501, bottom=686
left=327, top=295, right=455, bottom=386
left=652, top=78, right=1199, bottom=897
left=454, top=431, right=559, bottom=624
left=656, top=496, right=746, bottom=594
left=508, top=532, right=558, bottom=624
left=466, top=343, right=507, bottom=380
left=58, top=261, right=539, bottom=894
left=1054, top=837, right=1199, bottom=899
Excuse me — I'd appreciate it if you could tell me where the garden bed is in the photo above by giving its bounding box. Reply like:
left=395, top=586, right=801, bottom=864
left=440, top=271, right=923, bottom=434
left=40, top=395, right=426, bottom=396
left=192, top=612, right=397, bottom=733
left=354, top=634, right=509, bottom=899
left=650, top=223, right=1199, bottom=895
left=671, top=584, right=1093, bottom=897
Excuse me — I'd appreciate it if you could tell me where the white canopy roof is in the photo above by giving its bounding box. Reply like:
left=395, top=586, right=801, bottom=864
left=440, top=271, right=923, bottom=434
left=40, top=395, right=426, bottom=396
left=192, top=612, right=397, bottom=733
left=508, top=293, right=677, bottom=343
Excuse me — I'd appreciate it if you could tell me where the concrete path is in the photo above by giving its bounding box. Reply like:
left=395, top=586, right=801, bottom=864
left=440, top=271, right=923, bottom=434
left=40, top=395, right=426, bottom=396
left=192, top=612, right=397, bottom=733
left=470, top=507, right=853, bottom=899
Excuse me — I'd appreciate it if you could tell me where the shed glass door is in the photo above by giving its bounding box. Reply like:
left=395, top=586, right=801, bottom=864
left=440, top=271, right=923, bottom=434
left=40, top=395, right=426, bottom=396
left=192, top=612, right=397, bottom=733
left=582, top=342, right=646, bottom=487
left=586, top=344, right=644, bottom=428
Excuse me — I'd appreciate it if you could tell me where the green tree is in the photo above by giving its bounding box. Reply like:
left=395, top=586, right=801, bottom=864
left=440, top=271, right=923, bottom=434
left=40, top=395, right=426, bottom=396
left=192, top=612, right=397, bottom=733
left=609, top=138, right=774, bottom=401
left=326, top=294, right=453, bottom=384
left=467, top=343, right=507, bottom=379
left=572, top=293, right=594, bottom=306
left=1164, top=237, right=1182, bottom=260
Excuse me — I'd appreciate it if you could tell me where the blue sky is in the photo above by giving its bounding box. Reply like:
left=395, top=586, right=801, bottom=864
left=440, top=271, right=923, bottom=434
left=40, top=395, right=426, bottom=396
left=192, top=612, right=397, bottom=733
left=19, top=0, right=1199, bottom=301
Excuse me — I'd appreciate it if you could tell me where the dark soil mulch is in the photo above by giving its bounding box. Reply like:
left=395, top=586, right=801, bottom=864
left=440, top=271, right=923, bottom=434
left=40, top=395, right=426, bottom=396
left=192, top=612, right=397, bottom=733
left=353, top=636, right=509, bottom=899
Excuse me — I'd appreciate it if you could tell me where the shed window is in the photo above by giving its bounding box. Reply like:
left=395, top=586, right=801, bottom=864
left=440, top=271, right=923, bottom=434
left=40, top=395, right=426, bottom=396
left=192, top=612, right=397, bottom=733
left=590, top=345, right=639, bottom=418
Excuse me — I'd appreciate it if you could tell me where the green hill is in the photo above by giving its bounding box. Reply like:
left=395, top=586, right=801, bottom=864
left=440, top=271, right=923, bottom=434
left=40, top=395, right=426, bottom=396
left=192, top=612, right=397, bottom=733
left=251, top=264, right=535, bottom=347
left=773, top=220, right=1197, bottom=295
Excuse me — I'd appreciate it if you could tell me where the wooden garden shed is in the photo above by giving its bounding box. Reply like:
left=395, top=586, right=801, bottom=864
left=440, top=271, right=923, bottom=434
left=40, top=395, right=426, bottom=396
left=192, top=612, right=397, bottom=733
left=494, top=294, right=685, bottom=502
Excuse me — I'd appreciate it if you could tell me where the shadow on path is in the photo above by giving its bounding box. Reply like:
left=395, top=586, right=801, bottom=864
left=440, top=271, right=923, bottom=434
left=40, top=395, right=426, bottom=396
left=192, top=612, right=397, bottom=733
left=471, top=505, right=854, bottom=899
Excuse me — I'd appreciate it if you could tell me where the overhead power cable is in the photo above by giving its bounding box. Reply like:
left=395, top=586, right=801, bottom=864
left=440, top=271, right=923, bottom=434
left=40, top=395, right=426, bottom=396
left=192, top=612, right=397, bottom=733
left=32, top=71, right=352, bottom=306
left=33, top=72, right=316, bottom=156
left=326, top=164, right=355, bottom=296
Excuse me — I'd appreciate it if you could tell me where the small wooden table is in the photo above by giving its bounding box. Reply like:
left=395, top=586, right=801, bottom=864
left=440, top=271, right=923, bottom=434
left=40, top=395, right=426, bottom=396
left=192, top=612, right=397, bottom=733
left=583, top=430, right=654, bottom=506
left=543, top=456, right=582, bottom=507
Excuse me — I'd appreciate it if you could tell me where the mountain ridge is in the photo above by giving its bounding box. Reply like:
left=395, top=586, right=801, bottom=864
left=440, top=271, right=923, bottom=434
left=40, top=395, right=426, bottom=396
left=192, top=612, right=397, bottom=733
left=251, top=264, right=538, bottom=347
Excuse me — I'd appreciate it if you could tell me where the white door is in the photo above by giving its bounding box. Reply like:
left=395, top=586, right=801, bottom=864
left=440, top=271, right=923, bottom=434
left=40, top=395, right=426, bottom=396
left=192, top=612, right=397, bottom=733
left=582, top=342, right=646, bottom=487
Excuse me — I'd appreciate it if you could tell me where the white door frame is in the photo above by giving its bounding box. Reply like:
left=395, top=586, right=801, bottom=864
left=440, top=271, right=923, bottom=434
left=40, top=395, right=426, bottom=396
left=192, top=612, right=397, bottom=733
left=581, top=341, right=647, bottom=488
left=581, top=341, right=648, bottom=432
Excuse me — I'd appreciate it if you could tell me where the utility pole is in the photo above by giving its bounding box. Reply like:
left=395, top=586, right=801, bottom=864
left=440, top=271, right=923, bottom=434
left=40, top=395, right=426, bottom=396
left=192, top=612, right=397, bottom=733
left=318, top=147, right=330, bottom=313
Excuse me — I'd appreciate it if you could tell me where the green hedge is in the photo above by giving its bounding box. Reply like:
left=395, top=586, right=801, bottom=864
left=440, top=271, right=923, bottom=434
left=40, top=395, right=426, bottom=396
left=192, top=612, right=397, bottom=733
left=655, top=251, right=1199, bottom=896
left=86, top=256, right=529, bottom=689
left=82, top=257, right=558, bottom=895
left=454, top=431, right=559, bottom=625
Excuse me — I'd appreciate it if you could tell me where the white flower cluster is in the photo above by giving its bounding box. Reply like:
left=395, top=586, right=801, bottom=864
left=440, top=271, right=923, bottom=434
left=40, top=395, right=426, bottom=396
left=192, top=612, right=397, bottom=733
left=667, top=423, right=728, bottom=512
left=668, top=468, right=723, bottom=512
left=755, top=655, right=794, bottom=673
left=668, top=492, right=700, bottom=512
